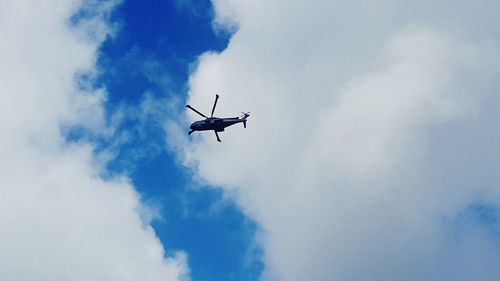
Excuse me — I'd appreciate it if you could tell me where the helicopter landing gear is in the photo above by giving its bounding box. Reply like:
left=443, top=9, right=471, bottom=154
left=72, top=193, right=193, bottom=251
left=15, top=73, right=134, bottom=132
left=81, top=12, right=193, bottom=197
left=214, top=130, right=221, bottom=142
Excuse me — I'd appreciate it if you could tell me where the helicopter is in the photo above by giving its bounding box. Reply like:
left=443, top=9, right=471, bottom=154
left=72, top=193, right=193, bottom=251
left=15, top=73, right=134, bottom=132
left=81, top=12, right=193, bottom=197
left=186, top=94, right=250, bottom=142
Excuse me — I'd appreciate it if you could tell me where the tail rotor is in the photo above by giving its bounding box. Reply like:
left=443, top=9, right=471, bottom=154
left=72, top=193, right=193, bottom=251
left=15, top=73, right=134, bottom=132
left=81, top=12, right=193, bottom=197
left=241, top=112, right=250, bottom=128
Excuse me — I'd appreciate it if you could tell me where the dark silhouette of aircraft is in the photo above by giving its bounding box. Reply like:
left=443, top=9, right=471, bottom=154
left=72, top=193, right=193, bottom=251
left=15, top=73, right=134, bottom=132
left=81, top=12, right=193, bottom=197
left=186, top=94, right=250, bottom=142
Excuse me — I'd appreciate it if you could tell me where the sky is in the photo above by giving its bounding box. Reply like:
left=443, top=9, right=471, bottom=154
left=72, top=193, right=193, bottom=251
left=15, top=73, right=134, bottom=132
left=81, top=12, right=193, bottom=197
left=1, top=0, right=500, bottom=281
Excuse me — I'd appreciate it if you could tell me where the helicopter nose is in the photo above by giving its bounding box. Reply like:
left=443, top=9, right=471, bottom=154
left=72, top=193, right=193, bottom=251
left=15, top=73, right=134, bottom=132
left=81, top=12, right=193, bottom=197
left=190, top=123, right=196, bottom=130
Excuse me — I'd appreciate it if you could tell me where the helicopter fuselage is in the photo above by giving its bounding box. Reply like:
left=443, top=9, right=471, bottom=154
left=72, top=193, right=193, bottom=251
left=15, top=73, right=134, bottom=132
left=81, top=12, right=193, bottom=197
left=190, top=117, right=244, bottom=132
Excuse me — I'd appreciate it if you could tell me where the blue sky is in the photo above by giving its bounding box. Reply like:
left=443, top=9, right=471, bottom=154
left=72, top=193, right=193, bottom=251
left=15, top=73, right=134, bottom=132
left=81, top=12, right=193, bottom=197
left=94, top=0, right=262, bottom=280
left=2, top=0, right=500, bottom=280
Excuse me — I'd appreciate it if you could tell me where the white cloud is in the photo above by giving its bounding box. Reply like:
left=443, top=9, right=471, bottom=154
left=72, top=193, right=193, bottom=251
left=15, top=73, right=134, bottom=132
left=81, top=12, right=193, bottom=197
left=172, top=0, right=500, bottom=280
left=0, top=0, right=187, bottom=280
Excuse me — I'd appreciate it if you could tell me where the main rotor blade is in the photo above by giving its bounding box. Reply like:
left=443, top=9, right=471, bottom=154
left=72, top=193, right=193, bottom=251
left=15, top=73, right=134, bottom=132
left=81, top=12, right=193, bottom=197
left=186, top=105, right=208, bottom=118
left=211, top=94, right=219, bottom=117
